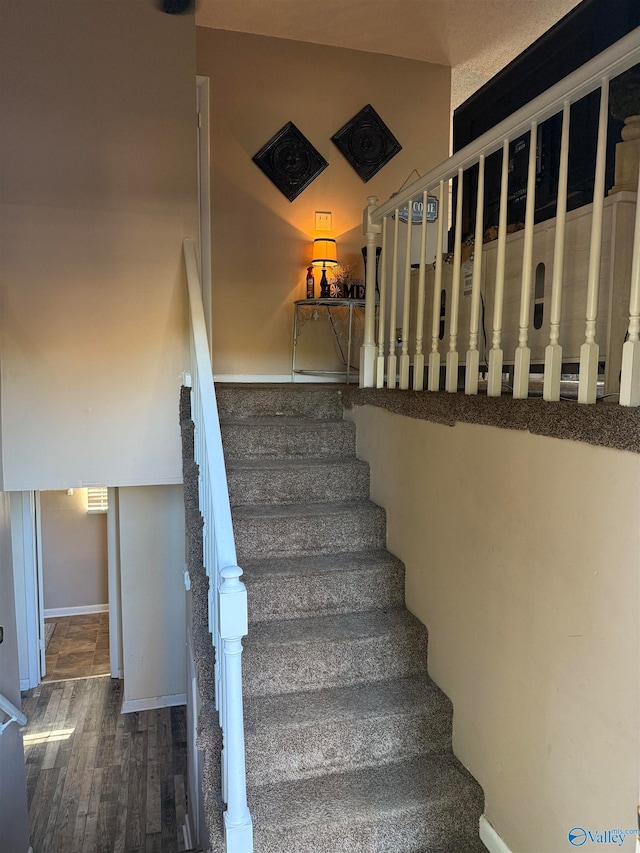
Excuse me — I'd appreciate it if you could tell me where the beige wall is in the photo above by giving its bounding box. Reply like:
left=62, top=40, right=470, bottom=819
left=352, top=405, right=640, bottom=853
left=0, top=1, right=198, bottom=491
left=196, top=29, right=450, bottom=378
left=119, top=486, right=186, bottom=708
left=40, top=489, right=108, bottom=612
left=0, top=492, right=30, bottom=852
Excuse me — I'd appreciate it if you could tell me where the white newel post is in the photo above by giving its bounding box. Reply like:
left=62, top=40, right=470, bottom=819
left=619, top=158, right=640, bottom=406
left=219, top=566, right=253, bottom=853
left=361, top=196, right=381, bottom=387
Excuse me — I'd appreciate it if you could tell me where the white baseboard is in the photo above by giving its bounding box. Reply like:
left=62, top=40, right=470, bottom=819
left=213, top=373, right=346, bottom=383
left=20, top=678, right=31, bottom=691
left=121, top=692, right=187, bottom=714
left=480, top=815, right=513, bottom=853
left=214, top=373, right=291, bottom=383
left=44, top=604, right=108, bottom=618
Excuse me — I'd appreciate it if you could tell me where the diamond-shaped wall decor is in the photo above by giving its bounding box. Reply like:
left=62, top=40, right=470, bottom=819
left=332, top=104, right=402, bottom=182
left=252, top=122, right=328, bottom=202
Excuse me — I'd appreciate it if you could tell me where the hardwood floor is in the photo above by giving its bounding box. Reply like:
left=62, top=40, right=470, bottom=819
left=21, top=677, right=192, bottom=852
left=44, top=614, right=110, bottom=681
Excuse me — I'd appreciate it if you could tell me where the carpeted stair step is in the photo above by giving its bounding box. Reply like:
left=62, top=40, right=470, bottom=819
left=244, top=675, right=453, bottom=787
left=243, top=549, right=405, bottom=623
left=242, top=607, right=427, bottom=697
left=248, top=754, right=486, bottom=853
left=216, top=383, right=344, bottom=420
left=227, top=456, right=370, bottom=506
left=221, top=416, right=355, bottom=460
left=233, top=500, right=386, bottom=561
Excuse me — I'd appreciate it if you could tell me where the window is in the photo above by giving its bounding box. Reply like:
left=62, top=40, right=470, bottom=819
left=86, top=487, right=108, bottom=513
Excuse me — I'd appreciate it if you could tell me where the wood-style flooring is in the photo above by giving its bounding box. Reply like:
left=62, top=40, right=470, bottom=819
left=21, top=677, right=192, bottom=852
left=44, top=613, right=110, bottom=681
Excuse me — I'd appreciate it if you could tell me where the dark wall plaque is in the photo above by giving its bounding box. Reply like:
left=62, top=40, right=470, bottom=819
left=252, top=122, right=328, bottom=202
left=332, top=104, right=402, bottom=182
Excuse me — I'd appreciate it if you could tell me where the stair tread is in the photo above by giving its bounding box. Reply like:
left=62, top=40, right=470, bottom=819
left=246, top=606, right=423, bottom=646
left=226, top=455, right=367, bottom=471
left=242, top=548, right=402, bottom=578
left=220, top=415, right=346, bottom=426
left=233, top=498, right=380, bottom=519
left=249, top=753, right=482, bottom=829
left=245, top=674, right=448, bottom=731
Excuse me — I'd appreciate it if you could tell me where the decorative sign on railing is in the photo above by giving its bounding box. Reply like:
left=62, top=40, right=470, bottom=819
left=396, top=196, right=439, bottom=224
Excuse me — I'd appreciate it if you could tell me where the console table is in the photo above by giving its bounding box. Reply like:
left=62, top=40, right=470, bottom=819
left=291, top=299, right=366, bottom=384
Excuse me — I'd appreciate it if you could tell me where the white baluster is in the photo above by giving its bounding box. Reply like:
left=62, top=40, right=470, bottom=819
left=465, top=154, right=485, bottom=395
left=578, top=79, right=609, bottom=404
left=620, top=159, right=640, bottom=406
left=219, top=565, right=253, bottom=853
left=487, top=140, right=509, bottom=397
left=544, top=101, right=571, bottom=401
left=399, top=197, right=414, bottom=389
left=387, top=211, right=400, bottom=389
left=360, top=196, right=381, bottom=388
left=376, top=217, right=389, bottom=388
left=428, top=180, right=446, bottom=391
left=446, top=169, right=464, bottom=392
left=413, top=192, right=429, bottom=391
left=513, top=121, right=538, bottom=399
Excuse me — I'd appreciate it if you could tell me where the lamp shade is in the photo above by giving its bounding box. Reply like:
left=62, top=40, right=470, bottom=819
left=311, top=238, right=338, bottom=267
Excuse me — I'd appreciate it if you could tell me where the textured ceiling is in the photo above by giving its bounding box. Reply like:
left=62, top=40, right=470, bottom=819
left=196, top=0, right=583, bottom=108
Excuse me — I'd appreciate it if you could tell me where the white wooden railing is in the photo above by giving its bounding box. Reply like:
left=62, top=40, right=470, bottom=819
left=361, top=26, right=640, bottom=405
left=0, top=691, right=27, bottom=736
left=183, top=238, right=253, bottom=853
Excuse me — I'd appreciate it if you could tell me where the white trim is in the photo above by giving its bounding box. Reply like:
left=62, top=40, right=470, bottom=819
left=44, top=603, right=108, bottom=618
left=34, top=492, right=45, bottom=678
left=479, top=815, right=513, bottom=853
left=196, top=76, right=212, bottom=344
left=10, top=492, right=41, bottom=689
left=181, top=819, right=193, bottom=851
left=121, top=693, right=187, bottom=715
left=213, top=373, right=344, bottom=383
left=107, top=488, right=123, bottom=680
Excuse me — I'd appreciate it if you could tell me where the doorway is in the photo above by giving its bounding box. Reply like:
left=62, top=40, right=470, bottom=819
left=40, top=488, right=109, bottom=681
left=11, top=487, right=122, bottom=689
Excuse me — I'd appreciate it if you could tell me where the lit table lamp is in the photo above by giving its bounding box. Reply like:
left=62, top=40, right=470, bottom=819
left=312, top=238, right=338, bottom=298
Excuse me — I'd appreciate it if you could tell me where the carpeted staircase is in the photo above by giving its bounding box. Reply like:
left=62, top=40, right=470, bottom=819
left=182, top=383, right=485, bottom=853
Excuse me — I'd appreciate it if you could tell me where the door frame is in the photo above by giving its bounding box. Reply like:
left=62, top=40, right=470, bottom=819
left=12, top=489, right=122, bottom=686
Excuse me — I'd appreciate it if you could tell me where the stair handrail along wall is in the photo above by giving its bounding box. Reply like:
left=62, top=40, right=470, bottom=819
left=183, top=238, right=253, bottom=853
left=361, top=26, right=640, bottom=405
